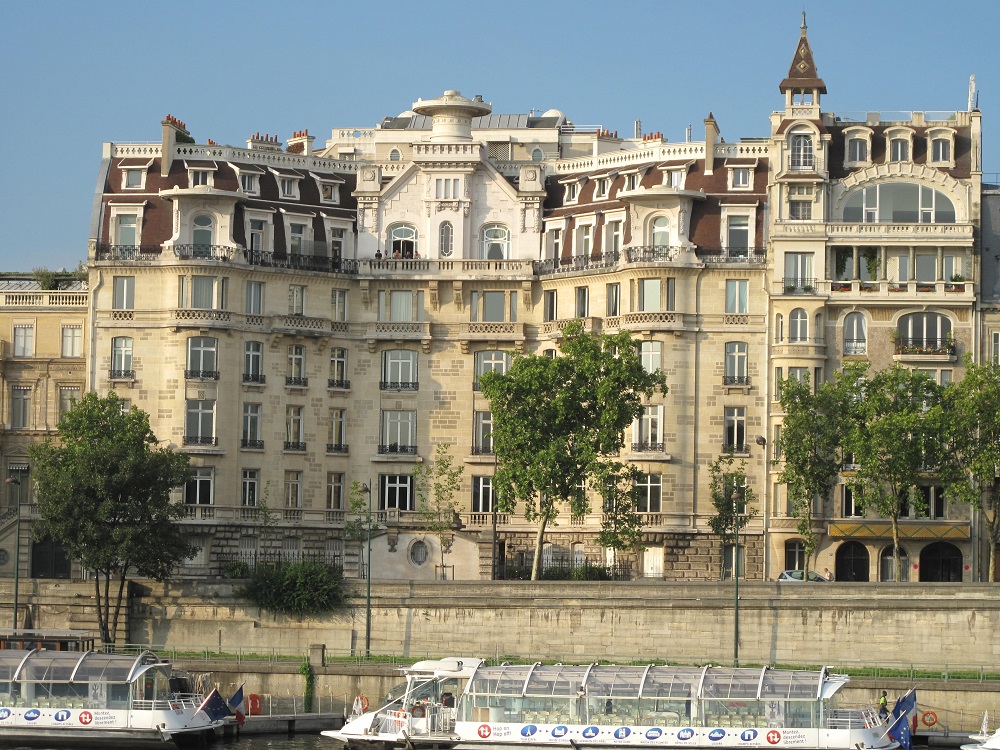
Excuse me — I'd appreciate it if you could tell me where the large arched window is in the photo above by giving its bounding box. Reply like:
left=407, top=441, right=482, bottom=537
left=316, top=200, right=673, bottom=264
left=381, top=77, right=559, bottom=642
left=879, top=545, right=910, bottom=581
left=789, top=308, right=809, bottom=343
left=790, top=132, right=814, bottom=170
left=835, top=541, right=870, bottom=582
left=439, top=222, right=453, bottom=257
left=388, top=223, right=417, bottom=258
left=897, top=312, right=952, bottom=349
left=481, top=224, right=510, bottom=260
left=192, top=214, right=214, bottom=256
left=843, top=183, right=956, bottom=224
left=844, top=312, right=867, bottom=355
left=919, top=542, right=963, bottom=582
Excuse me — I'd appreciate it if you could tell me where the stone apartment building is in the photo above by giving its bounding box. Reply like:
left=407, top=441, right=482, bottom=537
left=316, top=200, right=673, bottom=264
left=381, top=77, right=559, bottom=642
left=1, top=19, right=989, bottom=587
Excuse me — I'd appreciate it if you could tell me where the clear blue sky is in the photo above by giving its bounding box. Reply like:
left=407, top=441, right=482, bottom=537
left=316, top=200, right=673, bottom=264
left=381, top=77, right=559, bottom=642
left=2, top=0, right=998, bottom=272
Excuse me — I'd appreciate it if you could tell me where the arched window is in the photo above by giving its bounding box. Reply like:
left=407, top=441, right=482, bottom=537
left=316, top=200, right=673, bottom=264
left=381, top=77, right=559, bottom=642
left=789, top=308, right=809, bottom=342
left=481, top=224, right=510, bottom=260
left=389, top=148, right=401, bottom=162
left=388, top=223, right=417, bottom=258
left=531, top=148, right=544, bottom=162
left=651, top=216, right=670, bottom=248
left=843, top=183, right=956, bottom=224
left=897, top=312, right=952, bottom=349
left=919, top=542, right=963, bottom=582
left=879, top=545, right=910, bottom=581
left=835, top=541, right=870, bottom=582
left=439, top=222, right=453, bottom=257
left=790, top=132, right=814, bottom=170
left=844, top=312, right=867, bottom=355
left=192, top=214, right=214, bottom=256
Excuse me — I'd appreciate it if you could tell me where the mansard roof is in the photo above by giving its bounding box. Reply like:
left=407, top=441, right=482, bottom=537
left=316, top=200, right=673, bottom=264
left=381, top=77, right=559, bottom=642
left=779, top=14, right=826, bottom=94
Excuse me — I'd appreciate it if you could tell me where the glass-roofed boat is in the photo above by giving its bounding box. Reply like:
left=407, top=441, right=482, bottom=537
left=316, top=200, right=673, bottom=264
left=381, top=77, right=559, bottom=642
left=0, top=648, right=226, bottom=747
left=323, top=659, right=899, bottom=750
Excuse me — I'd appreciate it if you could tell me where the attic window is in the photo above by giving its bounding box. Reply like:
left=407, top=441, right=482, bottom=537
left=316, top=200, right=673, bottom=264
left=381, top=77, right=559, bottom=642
left=594, top=178, right=609, bottom=199
left=240, top=173, right=259, bottom=194
left=389, top=149, right=402, bottom=162
left=731, top=168, right=751, bottom=189
left=625, top=172, right=640, bottom=191
left=565, top=182, right=579, bottom=203
left=123, top=169, right=144, bottom=189
left=320, top=182, right=340, bottom=204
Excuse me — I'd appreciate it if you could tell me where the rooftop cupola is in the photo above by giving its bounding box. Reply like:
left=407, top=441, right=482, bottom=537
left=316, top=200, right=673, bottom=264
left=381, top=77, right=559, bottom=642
left=779, top=13, right=826, bottom=116
left=411, top=90, right=493, bottom=141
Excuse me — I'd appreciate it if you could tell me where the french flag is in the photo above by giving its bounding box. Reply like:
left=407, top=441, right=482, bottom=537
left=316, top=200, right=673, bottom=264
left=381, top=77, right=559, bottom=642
left=228, top=685, right=247, bottom=727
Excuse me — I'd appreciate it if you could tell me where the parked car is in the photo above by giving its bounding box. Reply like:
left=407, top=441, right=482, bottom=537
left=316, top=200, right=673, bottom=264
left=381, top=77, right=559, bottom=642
left=777, top=569, right=829, bottom=582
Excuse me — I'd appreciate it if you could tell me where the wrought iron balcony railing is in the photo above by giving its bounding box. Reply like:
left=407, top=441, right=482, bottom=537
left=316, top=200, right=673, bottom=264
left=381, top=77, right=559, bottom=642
left=109, top=369, right=135, bottom=380
left=241, top=439, right=264, bottom=449
left=183, top=436, right=218, bottom=446
left=327, top=379, right=351, bottom=389
left=185, top=369, right=219, bottom=380
left=631, top=442, right=665, bottom=453
left=284, top=441, right=307, bottom=451
left=723, top=375, right=751, bottom=386
left=326, top=443, right=349, bottom=454
left=285, top=376, right=309, bottom=387
left=379, top=381, right=419, bottom=391
left=377, top=444, right=418, bottom=455
left=242, top=372, right=266, bottom=384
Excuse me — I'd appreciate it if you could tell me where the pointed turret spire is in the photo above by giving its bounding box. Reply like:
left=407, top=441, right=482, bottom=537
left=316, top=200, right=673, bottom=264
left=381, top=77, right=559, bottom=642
left=779, top=12, right=826, bottom=94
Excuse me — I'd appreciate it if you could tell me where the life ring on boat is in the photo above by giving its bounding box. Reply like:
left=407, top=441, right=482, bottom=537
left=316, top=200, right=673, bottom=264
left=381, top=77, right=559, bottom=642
left=411, top=705, right=426, bottom=718
left=357, top=694, right=369, bottom=712
left=248, top=693, right=262, bottom=716
left=922, top=711, right=937, bottom=727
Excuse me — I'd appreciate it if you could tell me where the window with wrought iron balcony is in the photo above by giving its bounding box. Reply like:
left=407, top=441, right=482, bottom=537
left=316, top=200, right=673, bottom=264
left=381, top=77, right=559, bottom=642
left=185, top=369, right=220, bottom=380
left=326, top=443, right=348, bottom=454
left=243, top=372, right=266, bottom=384
left=379, top=380, right=418, bottom=391
left=377, top=443, right=417, bottom=455
left=183, top=435, right=218, bottom=446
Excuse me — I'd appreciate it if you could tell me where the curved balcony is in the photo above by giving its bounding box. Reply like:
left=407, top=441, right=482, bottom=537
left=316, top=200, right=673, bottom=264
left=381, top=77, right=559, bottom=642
left=94, top=244, right=162, bottom=261
left=173, top=244, right=236, bottom=261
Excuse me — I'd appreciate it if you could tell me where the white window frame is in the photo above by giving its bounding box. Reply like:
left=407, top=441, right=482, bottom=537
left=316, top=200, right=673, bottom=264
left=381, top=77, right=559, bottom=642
left=282, top=211, right=313, bottom=257
left=111, top=336, right=133, bottom=374
left=381, top=410, right=417, bottom=450
left=725, top=342, right=748, bottom=382
left=329, top=408, right=347, bottom=449
left=725, top=279, right=749, bottom=314
left=188, top=167, right=215, bottom=188
left=638, top=341, right=662, bottom=373
left=481, top=224, right=511, bottom=260
left=108, top=204, right=145, bottom=247
left=287, top=345, right=306, bottom=379
left=594, top=177, right=610, bottom=199
left=242, top=469, right=260, bottom=507
left=11, top=386, right=31, bottom=429
left=789, top=131, right=815, bottom=171
left=242, top=402, right=262, bottom=443
left=13, top=324, right=34, bottom=358
left=286, top=406, right=305, bottom=444
left=728, top=166, right=752, bottom=190
left=382, top=349, right=418, bottom=387
left=886, top=127, right=914, bottom=163
left=284, top=470, right=302, bottom=508
left=927, top=128, right=956, bottom=168
left=245, top=280, right=264, bottom=315
left=843, top=127, right=873, bottom=168
left=245, top=211, right=273, bottom=256
left=112, top=276, right=135, bottom=311
left=474, top=350, right=510, bottom=386
left=185, top=399, right=216, bottom=443
left=59, top=385, right=80, bottom=418
left=317, top=179, right=342, bottom=205
left=244, top=341, right=264, bottom=381
left=61, top=324, right=82, bottom=358
left=185, top=467, right=214, bottom=506
left=331, top=289, right=348, bottom=322
left=574, top=286, right=589, bottom=318
left=327, top=472, right=346, bottom=510
left=379, top=474, right=414, bottom=511
left=724, top=406, right=747, bottom=452
left=633, top=473, right=662, bottom=513
left=289, top=284, right=306, bottom=315
left=121, top=163, right=149, bottom=190
left=472, top=476, right=494, bottom=512
left=606, top=282, right=620, bottom=317
left=604, top=215, right=624, bottom=256
left=329, top=348, right=349, bottom=385
left=633, top=406, right=662, bottom=449
left=721, top=207, right=755, bottom=255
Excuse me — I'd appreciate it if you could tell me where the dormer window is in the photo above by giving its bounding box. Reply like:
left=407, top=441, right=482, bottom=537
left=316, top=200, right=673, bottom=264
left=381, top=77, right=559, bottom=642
left=280, top=178, right=297, bottom=198
left=190, top=170, right=212, bottom=187
left=594, top=178, right=610, bottom=199
left=320, top=182, right=340, bottom=204
left=124, top=169, right=144, bottom=189
left=927, top=128, right=956, bottom=168
left=843, top=127, right=873, bottom=169
left=565, top=182, right=579, bottom=203
left=241, top=173, right=259, bottom=194
left=890, top=138, right=909, bottom=162
left=666, top=170, right=685, bottom=188
left=849, top=138, right=867, bottom=162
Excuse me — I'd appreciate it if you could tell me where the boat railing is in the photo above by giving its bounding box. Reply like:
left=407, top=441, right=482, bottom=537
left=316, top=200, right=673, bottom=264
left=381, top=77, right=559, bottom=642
left=827, top=706, right=883, bottom=730
left=372, top=703, right=456, bottom=737
left=132, top=694, right=204, bottom=711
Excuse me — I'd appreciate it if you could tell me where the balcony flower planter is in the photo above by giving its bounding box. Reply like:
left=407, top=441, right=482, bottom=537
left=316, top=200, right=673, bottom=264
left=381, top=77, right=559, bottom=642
left=860, top=284, right=878, bottom=292
left=945, top=283, right=964, bottom=292
left=832, top=282, right=851, bottom=292
left=888, top=284, right=906, bottom=292
left=917, top=284, right=935, bottom=292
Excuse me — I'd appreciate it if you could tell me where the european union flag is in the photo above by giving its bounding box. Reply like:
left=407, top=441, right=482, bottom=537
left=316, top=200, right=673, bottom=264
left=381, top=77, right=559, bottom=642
left=889, top=690, right=917, bottom=750
left=197, top=688, right=233, bottom=723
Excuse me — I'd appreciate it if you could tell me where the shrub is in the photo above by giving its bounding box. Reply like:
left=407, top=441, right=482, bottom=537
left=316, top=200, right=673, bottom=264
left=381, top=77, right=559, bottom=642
left=239, top=560, right=345, bottom=616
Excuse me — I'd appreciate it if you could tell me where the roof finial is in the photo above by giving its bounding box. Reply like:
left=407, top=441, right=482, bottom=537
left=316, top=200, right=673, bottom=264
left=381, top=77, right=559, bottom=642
left=801, top=10, right=807, bottom=32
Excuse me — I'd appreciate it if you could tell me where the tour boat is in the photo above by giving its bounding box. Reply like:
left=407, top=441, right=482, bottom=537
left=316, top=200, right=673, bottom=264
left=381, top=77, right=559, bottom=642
left=962, top=714, right=1000, bottom=750
left=0, top=647, right=227, bottom=747
left=322, top=657, right=899, bottom=750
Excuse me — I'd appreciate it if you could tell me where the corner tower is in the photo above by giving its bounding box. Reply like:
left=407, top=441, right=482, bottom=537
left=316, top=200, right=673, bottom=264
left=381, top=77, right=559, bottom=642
left=779, top=12, right=826, bottom=119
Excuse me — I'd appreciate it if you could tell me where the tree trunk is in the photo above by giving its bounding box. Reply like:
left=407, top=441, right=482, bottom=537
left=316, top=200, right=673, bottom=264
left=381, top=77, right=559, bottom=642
left=891, top=516, right=902, bottom=582
left=110, top=569, right=128, bottom=646
left=531, top=514, right=550, bottom=581
left=95, top=575, right=109, bottom=644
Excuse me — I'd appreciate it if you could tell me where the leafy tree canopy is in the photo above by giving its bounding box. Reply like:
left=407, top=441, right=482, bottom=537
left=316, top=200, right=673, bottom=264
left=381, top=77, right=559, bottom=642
left=28, top=392, right=193, bottom=643
left=480, top=321, right=667, bottom=579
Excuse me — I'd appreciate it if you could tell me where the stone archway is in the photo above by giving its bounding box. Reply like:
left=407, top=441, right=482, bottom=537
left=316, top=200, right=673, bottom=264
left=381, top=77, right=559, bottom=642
left=835, top=541, right=870, bottom=582
left=919, top=542, right=963, bottom=582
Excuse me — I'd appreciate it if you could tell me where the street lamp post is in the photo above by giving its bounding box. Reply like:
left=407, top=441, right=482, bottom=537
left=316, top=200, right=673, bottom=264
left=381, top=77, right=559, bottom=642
left=731, top=488, right=740, bottom=668
left=361, top=482, right=373, bottom=659
left=6, top=477, right=22, bottom=632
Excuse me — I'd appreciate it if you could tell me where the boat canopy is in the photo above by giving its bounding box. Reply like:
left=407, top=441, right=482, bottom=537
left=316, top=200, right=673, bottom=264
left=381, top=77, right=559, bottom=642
left=0, top=649, right=168, bottom=685
left=466, top=664, right=847, bottom=702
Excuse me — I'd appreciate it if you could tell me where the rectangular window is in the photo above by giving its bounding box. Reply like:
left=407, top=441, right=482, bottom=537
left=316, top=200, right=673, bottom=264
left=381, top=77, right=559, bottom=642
left=564, top=182, right=578, bottom=202
left=594, top=178, right=609, bottom=198
left=59, top=386, right=80, bottom=418
left=287, top=345, right=306, bottom=382
left=378, top=290, right=424, bottom=322
left=329, top=408, right=347, bottom=452
left=124, top=168, right=144, bottom=188
left=472, top=476, right=494, bottom=513
left=727, top=215, right=750, bottom=255
left=550, top=229, right=561, bottom=260
left=789, top=200, right=812, bottom=221
left=633, top=406, right=662, bottom=450
left=667, top=170, right=684, bottom=188
left=13, top=325, right=34, bottom=357
left=381, top=350, right=417, bottom=388
left=724, top=406, right=746, bottom=452
left=11, top=387, right=31, bottom=429
left=993, top=331, right=1000, bottom=365
left=185, top=400, right=216, bottom=444
left=607, top=221, right=622, bottom=255
left=241, top=173, right=259, bottom=194
left=186, top=336, right=218, bottom=377
left=470, top=291, right=507, bottom=323
left=732, top=168, right=750, bottom=188
left=244, top=341, right=264, bottom=383
left=575, top=287, right=589, bottom=318
left=725, top=280, right=748, bottom=314
left=606, top=283, right=620, bottom=317
left=625, top=173, right=639, bottom=191
left=280, top=178, right=298, bottom=198
left=639, top=278, right=660, bottom=312
left=543, top=290, right=558, bottom=322
left=191, top=276, right=216, bottom=310
left=474, top=350, right=510, bottom=388
left=435, top=178, right=460, bottom=199
left=725, top=342, right=748, bottom=384
left=185, top=467, right=214, bottom=505
left=331, top=289, right=347, bottom=321
left=577, top=225, right=592, bottom=257
left=321, top=183, right=341, bottom=204
left=638, top=341, right=661, bottom=373
left=112, top=276, right=135, bottom=310
left=289, top=223, right=306, bottom=256
left=633, top=474, right=662, bottom=513
left=61, top=325, right=82, bottom=357
left=191, top=170, right=211, bottom=187
left=474, top=411, right=493, bottom=454
left=245, top=281, right=264, bottom=315
left=284, top=470, right=302, bottom=508
left=327, top=472, right=345, bottom=510
left=848, top=138, right=868, bottom=162
left=242, top=469, right=259, bottom=507
left=286, top=406, right=305, bottom=446
left=289, top=285, right=306, bottom=315
left=329, top=348, right=349, bottom=388
left=379, top=474, right=414, bottom=511
left=381, top=410, right=416, bottom=451
left=116, top=214, right=138, bottom=246
left=111, top=336, right=133, bottom=376
left=842, top=485, right=859, bottom=518
left=932, top=138, right=951, bottom=163
left=890, top=138, right=909, bottom=162
left=242, top=403, right=261, bottom=445
left=248, top=219, right=266, bottom=254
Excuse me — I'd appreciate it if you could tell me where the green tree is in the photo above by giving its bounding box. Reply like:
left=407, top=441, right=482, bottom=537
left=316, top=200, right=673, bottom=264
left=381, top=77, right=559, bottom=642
left=594, top=466, right=647, bottom=567
left=344, top=481, right=378, bottom=577
left=480, top=321, right=667, bottom=580
left=941, top=358, right=1000, bottom=581
left=776, top=367, right=856, bottom=566
left=846, top=365, right=946, bottom=581
left=28, top=392, right=193, bottom=644
left=413, top=443, right=465, bottom=577
left=707, top=454, right=758, bottom=579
